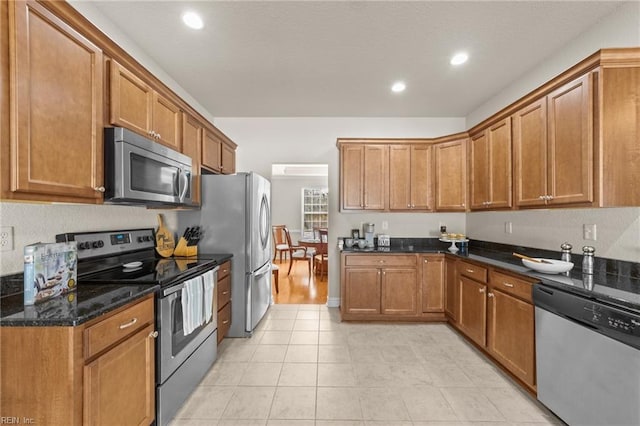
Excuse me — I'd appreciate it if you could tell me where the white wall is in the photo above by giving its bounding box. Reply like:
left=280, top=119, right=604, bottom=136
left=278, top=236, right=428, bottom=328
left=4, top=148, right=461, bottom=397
left=464, top=1, right=640, bottom=264
left=271, top=176, right=328, bottom=243
left=466, top=1, right=640, bottom=127
left=0, top=202, right=178, bottom=274
left=214, top=117, right=468, bottom=305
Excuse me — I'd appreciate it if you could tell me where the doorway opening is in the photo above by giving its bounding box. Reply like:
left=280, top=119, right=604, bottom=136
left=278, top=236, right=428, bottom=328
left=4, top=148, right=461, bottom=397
left=270, top=163, right=328, bottom=304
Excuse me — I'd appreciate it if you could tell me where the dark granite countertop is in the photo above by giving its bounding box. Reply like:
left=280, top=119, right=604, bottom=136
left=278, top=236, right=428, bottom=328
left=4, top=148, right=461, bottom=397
left=0, top=283, right=158, bottom=326
left=342, top=238, right=640, bottom=312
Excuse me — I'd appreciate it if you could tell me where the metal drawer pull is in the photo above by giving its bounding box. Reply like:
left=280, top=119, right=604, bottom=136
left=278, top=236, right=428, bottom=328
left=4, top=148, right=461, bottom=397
left=149, top=331, right=159, bottom=338
left=503, top=282, right=515, bottom=288
left=424, top=259, right=428, bottom=263
left=222, top=320, right=230, bottom=325
left=479, top=288, right=486, bottom=293
left=379, top=260, right=384, bottom=263
left=222, top=291, right=229, bottom=295
left=119, top=318, right=138, bottom=329
left=466, top=269, right=474, bottom=273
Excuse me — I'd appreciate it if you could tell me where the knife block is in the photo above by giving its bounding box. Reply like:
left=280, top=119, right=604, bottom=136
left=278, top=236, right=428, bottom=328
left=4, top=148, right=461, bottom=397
left=173, top=237, right=198, bottom=257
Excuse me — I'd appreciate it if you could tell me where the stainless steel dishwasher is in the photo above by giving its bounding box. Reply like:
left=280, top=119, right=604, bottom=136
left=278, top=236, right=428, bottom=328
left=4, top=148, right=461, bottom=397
left=533, top=284, right=640, bottom=426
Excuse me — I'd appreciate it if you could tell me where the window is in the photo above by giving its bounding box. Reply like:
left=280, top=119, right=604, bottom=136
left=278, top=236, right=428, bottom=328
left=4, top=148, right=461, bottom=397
left=301, top=188, right=328, bottom=238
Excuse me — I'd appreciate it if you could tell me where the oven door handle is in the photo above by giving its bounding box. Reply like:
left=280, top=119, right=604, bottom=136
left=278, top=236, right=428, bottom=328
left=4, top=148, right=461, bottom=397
left=162, top=265, right=220, bottom=296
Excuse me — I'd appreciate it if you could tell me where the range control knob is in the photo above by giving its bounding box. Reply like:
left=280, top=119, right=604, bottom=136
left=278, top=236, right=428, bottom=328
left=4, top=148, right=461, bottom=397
left=138, top=236, right=145, bottom=243
left=77, top=242, right=88, bottom=250
left=145, top=236, right=153, bottom=242
left=91, top=241, right=102, bottom=249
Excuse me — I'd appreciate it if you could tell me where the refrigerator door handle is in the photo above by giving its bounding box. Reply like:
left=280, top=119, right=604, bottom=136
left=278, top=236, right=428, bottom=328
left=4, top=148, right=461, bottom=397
left=252, top=262, right=271, bottom=277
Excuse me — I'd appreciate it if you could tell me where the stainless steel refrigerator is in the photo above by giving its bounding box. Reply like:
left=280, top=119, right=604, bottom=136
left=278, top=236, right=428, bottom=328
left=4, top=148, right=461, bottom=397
left=179, top=172, right=272, bottom=337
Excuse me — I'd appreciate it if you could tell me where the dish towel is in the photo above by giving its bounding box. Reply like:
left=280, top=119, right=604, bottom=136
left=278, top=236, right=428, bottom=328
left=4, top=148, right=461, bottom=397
left=181, top=278, right=192, bottom=336
left=203, top=270, right=215, bottom=324
left=182, top=276, right=205, bottom=336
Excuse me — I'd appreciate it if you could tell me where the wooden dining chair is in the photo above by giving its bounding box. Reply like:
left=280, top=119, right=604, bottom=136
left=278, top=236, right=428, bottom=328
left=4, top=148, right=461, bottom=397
left=315, top=228, right=329, bottom=280
left=272, top=225, right=290, bottom=263
left=283, top=226, right=314, bottom=277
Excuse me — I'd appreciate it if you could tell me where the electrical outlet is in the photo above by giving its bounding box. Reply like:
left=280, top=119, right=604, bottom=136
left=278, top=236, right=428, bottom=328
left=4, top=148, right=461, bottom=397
left=583, top=224, right=597, bottom=241
left=505, top=222, right=513, bottom=234
left=0, top=226, right=14, bottom=252
left=381, top=221, right=388, bottom=230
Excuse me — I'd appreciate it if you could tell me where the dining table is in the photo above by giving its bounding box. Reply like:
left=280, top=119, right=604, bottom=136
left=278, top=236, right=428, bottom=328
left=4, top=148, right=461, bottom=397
left=297, top=238, right=328, bottom=277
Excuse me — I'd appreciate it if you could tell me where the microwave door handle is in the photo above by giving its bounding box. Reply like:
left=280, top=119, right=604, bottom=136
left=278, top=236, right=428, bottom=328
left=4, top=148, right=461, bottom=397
left=178, top=169, right=189, bottom=202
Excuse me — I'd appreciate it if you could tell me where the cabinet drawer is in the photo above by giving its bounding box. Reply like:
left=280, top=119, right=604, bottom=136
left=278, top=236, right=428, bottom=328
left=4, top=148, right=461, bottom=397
left=345, top=255, right=416, bottom=267
left=84, top=297, right=154, bottom=359
left=217, top=274, right=231, bottom=310
left=217, top=302, right=231, bottom=343
left=218, top=260, right=231, bottom=280
left=459, top=260, right=488, bottom=283
left=490, top=270, right=534, bottom=303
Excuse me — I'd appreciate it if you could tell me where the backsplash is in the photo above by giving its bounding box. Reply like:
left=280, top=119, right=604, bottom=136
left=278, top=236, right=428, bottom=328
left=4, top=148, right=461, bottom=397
left=0, top=202, right=178, bottom=274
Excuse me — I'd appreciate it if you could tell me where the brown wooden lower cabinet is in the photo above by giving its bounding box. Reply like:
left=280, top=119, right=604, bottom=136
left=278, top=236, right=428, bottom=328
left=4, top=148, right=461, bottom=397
left=341, top=253, right=444, bottom=321
left=0, top=295, right=156, bottom=425
left=217, top=260, right=232, bottom=343
left=444, top=256, right=459, bottom=322
left=458, top=275, right=488, bottom=347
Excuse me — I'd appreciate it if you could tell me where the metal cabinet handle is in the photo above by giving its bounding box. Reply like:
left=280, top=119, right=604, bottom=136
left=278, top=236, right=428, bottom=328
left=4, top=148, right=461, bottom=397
left=379, top=260, right=384, bottom=264
left=94, top=186, right=105, bottom=193
left=377, top=271, right=381, bottom=275
left=119, top=318, right=138, bottom=329
left=222, top=320, right=230, bottom=325
left=466, top=269, right=474, bottom=273
left=157, top=133, right=162, bottom=140
left=383, top=271, right=386, bottom=276
left=149, top=331, right=159, bottom=338
left=424, top=259, right=428, bottom=263
left=222, top=291, right=229, bottom=295
left=488, top=293, right=494, bottom=298
left=503, top=282, right=514, bottom=288
left=479, top=288, right=486, bottom=293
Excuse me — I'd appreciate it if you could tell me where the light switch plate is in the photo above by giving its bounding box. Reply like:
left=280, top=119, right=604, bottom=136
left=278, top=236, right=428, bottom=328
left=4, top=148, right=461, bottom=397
left=0, top=226, right=14, bottom=251
left=583, top=224, right=597, bottom=241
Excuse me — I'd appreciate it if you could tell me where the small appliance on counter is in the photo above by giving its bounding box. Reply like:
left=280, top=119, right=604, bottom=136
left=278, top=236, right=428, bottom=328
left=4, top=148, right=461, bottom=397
left=377, top=234, right=390, bottom=247
left=363, top=223, right=375, bottom=248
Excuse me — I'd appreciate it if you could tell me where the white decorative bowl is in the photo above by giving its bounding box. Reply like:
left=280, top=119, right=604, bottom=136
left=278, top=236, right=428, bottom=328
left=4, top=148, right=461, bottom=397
left=522, top=258, right=574, bottom=274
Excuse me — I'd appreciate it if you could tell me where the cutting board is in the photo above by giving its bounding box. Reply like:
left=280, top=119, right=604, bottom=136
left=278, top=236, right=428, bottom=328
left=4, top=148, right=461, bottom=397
left=155, top=214, right=175, bottom=257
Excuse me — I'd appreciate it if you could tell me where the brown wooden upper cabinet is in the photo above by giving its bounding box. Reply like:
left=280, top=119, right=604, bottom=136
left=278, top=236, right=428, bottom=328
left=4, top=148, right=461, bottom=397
left=182, top=112, right=203, bottom=205
left=3, top=0, right=104, bottom=204
left=469, top=118, right=512, bottom=210
left=389, top=145, right=433, bottom=211
left=202, top=129, right=236, bottom=174
left=110, top=61, right=182, bottom=151
left=513, top=73, right=594, bottom=207
left=340, top=144, right=387, bottom=210
left=434, top=138, right=467, bottom=211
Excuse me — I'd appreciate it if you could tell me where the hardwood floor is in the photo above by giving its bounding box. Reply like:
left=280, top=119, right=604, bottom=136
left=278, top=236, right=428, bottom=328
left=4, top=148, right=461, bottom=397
left=272, top=258, right=328, bottom=305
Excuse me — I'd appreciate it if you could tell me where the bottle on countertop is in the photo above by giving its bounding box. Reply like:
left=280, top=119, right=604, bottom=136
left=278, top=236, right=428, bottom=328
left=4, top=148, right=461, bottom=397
left=560, top=242, right=572, bottom=262
left=582, top=246, right=595, bottom=274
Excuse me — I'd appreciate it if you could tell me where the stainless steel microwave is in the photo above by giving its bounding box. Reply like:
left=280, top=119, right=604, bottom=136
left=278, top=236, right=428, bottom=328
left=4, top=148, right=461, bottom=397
left=104, top=127, right=192, bottom=206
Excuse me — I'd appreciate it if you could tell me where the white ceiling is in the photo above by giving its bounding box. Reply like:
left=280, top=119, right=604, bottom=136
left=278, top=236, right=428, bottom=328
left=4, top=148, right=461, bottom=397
left=85, top=1, right=626, bottom=117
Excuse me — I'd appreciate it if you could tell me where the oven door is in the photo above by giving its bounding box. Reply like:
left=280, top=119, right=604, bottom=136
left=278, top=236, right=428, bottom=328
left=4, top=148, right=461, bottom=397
left=106, top=132, right=192, bottom=205
left=157, top=270, right=217, bottom=384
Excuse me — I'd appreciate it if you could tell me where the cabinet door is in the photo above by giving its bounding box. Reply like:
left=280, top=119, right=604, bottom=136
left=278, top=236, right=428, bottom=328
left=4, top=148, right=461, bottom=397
left=221, top=141, right=236, bottom=174
left=84, top=324, right=155, bottom=426
left=513, top=99, right=547, bottom=207
left=547, top=73, right=593, bottom=205
left=381, top=268, right=418, bottom=315
left=458, top=276, right=487, bottom=347
left=421, top=256, right=444, bottom=313
left=487, top=118, right=512, bottom=208
left=363, top=145, right=387, bottom=210
left=389, top=145, right=411, bottom=210
left=444, top=258, right=458, bottom=322
left=487, top=289, right=535, bottom=388
left=10, top=0, right=104, bottom=201
left=152, top=92, right=182, bottom=151
left=110, top=61, right=152, bottom=137
left=434, top=139, right=467, bottom=211
left=469, top=132, right=489, bottom=209
left=202, top=129, right=222, bottom=172
left=341, top=145, right=364, bottom=210
left=182, top=113, right=202, bottom=205
left=344, top=268, right=381, bottom=314
left=410, top=145, right=432, bottom=210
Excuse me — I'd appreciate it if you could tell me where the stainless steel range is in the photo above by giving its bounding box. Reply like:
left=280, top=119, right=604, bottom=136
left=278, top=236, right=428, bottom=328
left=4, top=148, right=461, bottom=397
left=56, top=228, right=220, bottom=426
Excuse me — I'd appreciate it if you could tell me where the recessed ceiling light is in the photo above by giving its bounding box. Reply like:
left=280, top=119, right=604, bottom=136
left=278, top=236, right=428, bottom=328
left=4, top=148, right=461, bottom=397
left=182, top=11, right=204, bottom=30
left=450, top=52, right=469, bottom=66
left=391, top=81, right=406, bottom=93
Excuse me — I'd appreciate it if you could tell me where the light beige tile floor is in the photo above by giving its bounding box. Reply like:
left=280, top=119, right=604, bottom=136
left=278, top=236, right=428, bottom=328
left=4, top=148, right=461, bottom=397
left=171, top=304, right=561, bottom=426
